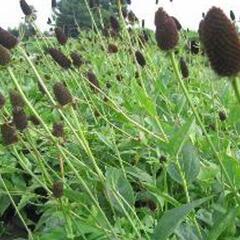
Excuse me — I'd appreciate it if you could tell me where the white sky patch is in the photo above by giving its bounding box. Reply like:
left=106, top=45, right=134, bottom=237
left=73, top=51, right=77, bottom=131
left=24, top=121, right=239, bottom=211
left=0, top=0, right=240, bottom=31
left=0, top=0, right=52, bottom=30
left=130, top=0, right=240, bottom=30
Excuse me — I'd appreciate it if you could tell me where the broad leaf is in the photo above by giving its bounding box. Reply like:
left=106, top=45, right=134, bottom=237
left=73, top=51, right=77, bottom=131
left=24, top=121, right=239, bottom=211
left=152, top=197, right=210, bottom=240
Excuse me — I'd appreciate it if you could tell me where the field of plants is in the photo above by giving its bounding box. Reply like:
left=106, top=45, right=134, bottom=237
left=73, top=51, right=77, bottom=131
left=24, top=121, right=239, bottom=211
left=1, top=0, right=240, bottom=239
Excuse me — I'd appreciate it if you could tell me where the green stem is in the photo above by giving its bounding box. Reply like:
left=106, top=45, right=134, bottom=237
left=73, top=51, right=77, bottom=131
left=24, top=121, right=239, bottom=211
left=169, top=52, right=237, bottom=200
left=231, top=77, right=240, bottom=105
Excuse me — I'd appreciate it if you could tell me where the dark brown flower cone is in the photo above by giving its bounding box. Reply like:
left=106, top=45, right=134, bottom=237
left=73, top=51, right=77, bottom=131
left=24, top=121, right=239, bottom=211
left=110, top=16, right=120, bottom=33
left=128, top=11, right=138, bottom=24
left=155, top=8, right=179, bottom=51
left=9, top=90, right=25, bottom=108
left=89, top=0, right=99, bottom=8
left=55, top=27, right=68, bottom=45
left=135, top=50, right=146, bottom=67
left=48, top=48, right=71, bottom=69
left=70, top=52, right=84, bottom=68
left=171, top=16, right=182, bottom=31
left=122, top=8, right=128, bottom=18
left=28, top=115, right=40, bottom=126
left=201, top=7, right=240, bottom=76
left=52, top=122, right=64, bottom=138
left=138, top=30, right=149, bottom=45
left=0, top=44, right=11, bottom=65
left=0, top=27, right=18, bottom=49
left=116, top=74, right=123, bottom=81
left=53, top=82, right=73, bottom=106
left=0, top=92, right=5, bottom=109
left=20, top=0, right=32, bottom=16
left=108, top=43, right=118, bottom=54
left=219, top=111, right=227, bottom=121
left=230, top=10, right=235, bottom=21
left=1, top=123, right=18, bottom=146
left=52, top=181, right=64, bottom=198
left=12, top=107, right=28, bottom=131
left=87, top=71, right=100, bottom=93
left=190, top=40, right=199, bottom=54
left=179, top=57, right=189, bottom=78
left=52, top=0, right=57, bottom=8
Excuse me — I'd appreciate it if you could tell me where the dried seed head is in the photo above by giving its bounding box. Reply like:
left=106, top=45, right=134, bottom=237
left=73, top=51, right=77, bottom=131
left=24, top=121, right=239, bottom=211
left=219, top=111, right=227, bottom=121
left=28, top=115, right=40, bottom=126
left=12, top=107, right=28, bottom=131
left=110, top=16, right=120, bottom=33
left=108, top=43, right=118, bottom=54
left=0, top=92, right=5, bottom=109
left=179, top=57, right=189, bottom=78
left=20, top=0, right=32, bottom=16
left=9, top=90, right=25, bottom=108
left=135, top=50, right=146, bottom=67
left=171, top=16, right=182, bottom=31
left=52, top=122, right=64, bottom=138
left=0, top=27, right=18, bottom=49
left=155, top=8, right=179, bottom=51
left=0, top=44, right=11, bottom=65
left=230, top=10, right=235, bottom=21
left=87, top=71, right=100, bottom=92
left=52, top=0, right=57, bottom=8
left=201, top=7, right=240, bottom=76
left=48, top=48, right=71, bottom=69
left=52, top=181, right=64, bottom=198
left=55, top=27, right=68, bottom=45
left=70, top=52, right=84, bottom=68
left=1, top=123, right=18, bottom=146
left=53, top=82, right=73, bottom=106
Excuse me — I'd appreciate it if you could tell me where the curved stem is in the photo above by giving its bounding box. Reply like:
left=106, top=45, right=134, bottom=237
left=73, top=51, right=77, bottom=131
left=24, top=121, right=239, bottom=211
left=231, top=77, right=240, bottom=105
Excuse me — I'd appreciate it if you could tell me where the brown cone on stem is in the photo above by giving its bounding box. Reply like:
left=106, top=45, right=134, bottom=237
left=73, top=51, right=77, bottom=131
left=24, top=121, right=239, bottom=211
left=201, top=7, right=240, bottom=76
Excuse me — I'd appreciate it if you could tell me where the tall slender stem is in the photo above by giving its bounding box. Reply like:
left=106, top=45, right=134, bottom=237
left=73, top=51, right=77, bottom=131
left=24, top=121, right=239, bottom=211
left=169, top=51, right=238, bottom=201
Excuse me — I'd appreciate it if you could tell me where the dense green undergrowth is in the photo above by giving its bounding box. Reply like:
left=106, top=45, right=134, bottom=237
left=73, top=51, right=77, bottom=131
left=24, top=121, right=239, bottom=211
left=1, top=2, right=240, bottom=240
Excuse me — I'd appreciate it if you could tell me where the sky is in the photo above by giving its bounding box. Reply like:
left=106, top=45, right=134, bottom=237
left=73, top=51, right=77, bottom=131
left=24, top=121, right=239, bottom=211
left=0, top=0, right=240, bottom=31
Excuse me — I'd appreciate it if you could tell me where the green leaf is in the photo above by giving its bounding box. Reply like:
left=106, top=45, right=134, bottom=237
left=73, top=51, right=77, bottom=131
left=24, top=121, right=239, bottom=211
left=152, top=197, right=211, bottom=240
left=168, top=118, right=195, bottom=156
left=132, top=81, right=157, bottom=117
left=222, top=154, right=240, bottom=189
left=167, top=143, right=200, bottom=184
left=37, top=227, right=67, bottom=240
left=207, top=208, right=238, bottom=240
left=105, top=167, right=135, bottom=214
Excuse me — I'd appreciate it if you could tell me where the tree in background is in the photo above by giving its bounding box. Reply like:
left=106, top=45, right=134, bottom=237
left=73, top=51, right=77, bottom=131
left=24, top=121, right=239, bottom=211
left=55, top=0, right=127, bottom=37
